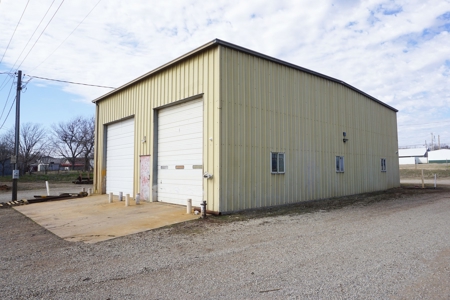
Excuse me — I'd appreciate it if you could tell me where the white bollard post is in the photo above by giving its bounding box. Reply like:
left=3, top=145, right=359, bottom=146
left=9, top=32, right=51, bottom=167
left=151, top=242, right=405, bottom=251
left=108, top=192, right=113, bottom=203
left=82, top=187, right=86, bottom=193
left=45, top=181, right=50, bottom=196
left=125, top=194, right=130, bottom=207
left=119, top=191, right=123, bottom=201
left=434, top=174, right=437, bottom=189
left=187, top=199, right=192, bottom=214
left=135, top=193, right=140, bottom=205
left=88, top=188, right=92, bottom=195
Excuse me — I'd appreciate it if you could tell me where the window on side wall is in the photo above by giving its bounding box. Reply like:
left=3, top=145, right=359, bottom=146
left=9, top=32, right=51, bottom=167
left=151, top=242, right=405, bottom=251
left=271, top=152, right=285, bottom=174
left=381, top=158, right=387, bottom=172
left=336, top=156, right=344, bottom=173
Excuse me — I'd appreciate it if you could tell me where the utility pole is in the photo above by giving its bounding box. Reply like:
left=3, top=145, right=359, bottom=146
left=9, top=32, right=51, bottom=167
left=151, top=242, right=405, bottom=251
left=12, top=70, right=21, bottom=201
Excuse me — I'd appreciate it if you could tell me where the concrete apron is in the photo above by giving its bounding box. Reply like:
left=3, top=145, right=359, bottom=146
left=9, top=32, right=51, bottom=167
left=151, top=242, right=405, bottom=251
left=14, top=195, right=199, bottom=244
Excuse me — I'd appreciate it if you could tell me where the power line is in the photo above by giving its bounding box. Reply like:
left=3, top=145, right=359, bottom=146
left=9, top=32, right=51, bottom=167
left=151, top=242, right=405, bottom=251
left=0, top=0, right=30, bottom=65
left=16, top=0, right=65, bottom=70
left=0, top=96, right=16, bottom=130
left=0, top=72, right=14, bottom=92
left=31, top=0, right=102, bottom=72
left=25, top=74, right=115, bottom=89
left=7, top=0, right=58, bottom=73
left=0, top=76, right=16, bottom=123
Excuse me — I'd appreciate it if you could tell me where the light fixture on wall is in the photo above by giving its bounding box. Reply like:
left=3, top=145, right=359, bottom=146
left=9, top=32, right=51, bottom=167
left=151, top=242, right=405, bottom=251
left=142, top=136, right=146, bottom=143
left=343, top=132, right=348, bottom=143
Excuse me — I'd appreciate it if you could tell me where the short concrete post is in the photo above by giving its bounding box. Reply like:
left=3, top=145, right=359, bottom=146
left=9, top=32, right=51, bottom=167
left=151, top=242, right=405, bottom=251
left=135, top=193, right=140, bottom=205
left=119, top=191, right=123, bottom=201
left=187, top=199, right=192, bottom=214
left=82, top=187, right=86, bottom=193
left=108, top=192, right=113, bottom=203
left=88, top=188, right=92, bottom=195
left=125, top=194, right=130, bottom=207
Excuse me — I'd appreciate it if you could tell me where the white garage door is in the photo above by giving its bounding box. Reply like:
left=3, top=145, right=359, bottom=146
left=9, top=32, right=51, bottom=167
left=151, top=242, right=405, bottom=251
left=106, top=118, right=134, bottom=195
left=158, top=99, right=203, bottom=206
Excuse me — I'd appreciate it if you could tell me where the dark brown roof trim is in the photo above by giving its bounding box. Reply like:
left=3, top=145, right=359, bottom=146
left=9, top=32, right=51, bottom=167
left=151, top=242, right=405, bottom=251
left=93, top=38, right=398, bottom=112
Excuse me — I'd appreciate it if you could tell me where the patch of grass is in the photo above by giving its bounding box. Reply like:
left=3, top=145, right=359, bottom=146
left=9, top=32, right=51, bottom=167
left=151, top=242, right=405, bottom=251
left=400, top=167, right=450, bottom=178
left=0, top=171, right=92, bottom=183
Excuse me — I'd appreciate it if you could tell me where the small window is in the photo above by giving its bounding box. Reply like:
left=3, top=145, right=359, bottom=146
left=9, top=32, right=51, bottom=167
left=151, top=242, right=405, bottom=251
left=381, top=158, right=386, bottom=172
left=336, top=156, right=344, bottom=173
left=271, top=152, right=285, bottom=174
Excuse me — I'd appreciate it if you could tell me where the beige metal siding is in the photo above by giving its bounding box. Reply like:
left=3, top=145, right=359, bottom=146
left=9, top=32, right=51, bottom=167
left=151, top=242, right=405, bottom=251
left=219, top=46, right=399, bottom=212
left=94, top=47, right=221, bottom=212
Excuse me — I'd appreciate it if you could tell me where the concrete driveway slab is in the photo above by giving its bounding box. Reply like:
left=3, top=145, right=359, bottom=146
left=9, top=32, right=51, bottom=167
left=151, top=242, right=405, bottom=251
left=14, top=195, right=198, bottom=244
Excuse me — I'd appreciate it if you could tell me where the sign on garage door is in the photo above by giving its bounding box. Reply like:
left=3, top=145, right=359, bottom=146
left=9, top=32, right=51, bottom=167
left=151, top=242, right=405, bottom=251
left=157, top=99, right=203, bottom=206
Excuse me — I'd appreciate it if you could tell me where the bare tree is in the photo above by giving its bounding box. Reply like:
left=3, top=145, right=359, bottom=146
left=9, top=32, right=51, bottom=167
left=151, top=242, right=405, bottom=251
left=0, top=133, right=14, bottom=176
left=19, top=123, right=47, bottom=174
left=80, top=116, right=95, bottom=171
left=52, top=117, right=85, bottom=170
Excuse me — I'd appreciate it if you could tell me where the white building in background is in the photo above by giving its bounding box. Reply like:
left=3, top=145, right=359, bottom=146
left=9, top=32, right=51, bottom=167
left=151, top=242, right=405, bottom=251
left=428, top=149, right=450, bottom=164
left=398, top=148, right=428, bottom=165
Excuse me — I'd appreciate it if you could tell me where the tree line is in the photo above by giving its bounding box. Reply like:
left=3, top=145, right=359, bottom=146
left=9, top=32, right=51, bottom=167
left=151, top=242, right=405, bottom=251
left=0, top=116, right=94, bottom=176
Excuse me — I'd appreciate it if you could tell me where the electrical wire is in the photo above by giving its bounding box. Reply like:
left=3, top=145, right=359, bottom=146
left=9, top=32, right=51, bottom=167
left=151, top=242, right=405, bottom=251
left=31, top=0, right=102, bottom=73
left=0, top=72, right=14, bottom=92
left=25, top=74, right=115, bottom=89
left=0, top=77, right=16, bottom=123
left=7, top=0, right=58, bottom=74
left=0, top=96, right=16, bottom=130
left=16, top=0, right=65, bottom=70
left=0, top=0, right=30, bottom=65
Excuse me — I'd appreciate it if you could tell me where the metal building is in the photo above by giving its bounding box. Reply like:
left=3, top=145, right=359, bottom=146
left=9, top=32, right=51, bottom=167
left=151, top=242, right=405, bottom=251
left=93, top=39, right=400, bottom=213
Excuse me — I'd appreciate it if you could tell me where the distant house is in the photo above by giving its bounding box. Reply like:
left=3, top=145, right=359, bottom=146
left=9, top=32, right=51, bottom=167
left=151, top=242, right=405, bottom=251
left=398, top=148, right=428, bottom=165
left=428, top=149, right=450, bottom=164
left=33, top=156, right=61, bottom=172
left=59, top=158, right=89, bottom=171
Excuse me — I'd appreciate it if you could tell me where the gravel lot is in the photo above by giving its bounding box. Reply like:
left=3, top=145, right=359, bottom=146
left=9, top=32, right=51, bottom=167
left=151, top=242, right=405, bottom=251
left=1, top=186, right=450, bottom=299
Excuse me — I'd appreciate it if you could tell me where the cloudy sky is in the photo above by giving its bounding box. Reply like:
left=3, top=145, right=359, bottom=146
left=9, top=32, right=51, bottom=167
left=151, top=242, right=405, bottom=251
left=0, top=0, right=449, bottom=147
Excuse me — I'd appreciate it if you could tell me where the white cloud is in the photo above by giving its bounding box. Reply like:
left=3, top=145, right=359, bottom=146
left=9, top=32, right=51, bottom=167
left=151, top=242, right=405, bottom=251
left=0, top=0, right=449, bottom=146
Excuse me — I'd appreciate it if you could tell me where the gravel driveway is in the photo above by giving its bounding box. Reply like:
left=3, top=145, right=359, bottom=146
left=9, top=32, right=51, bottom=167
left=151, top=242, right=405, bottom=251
left=1, top=187, right=449, bottom=299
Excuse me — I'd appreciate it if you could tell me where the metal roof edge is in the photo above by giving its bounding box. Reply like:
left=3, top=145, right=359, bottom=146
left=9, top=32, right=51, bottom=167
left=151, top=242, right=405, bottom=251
left=93, top=38, right=398, bottom=113
left=92, top=39, right=219, bottom=103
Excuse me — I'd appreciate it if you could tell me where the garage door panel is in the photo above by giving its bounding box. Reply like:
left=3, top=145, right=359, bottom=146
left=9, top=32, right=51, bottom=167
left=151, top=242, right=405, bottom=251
left=159, top=105, right=202, bottom=119
left=158, top=148, right=202, bottom=158
left=159, top=131, right=203, bottom=143
left=158, top=99, right=203, bottom=207
left=159, top=141, right=202, bottom=150
left=106, top=118, right=134, bottom=195
left=158, top=169, right=202, bottom=179
left=159, top=118, right=202, bottom=129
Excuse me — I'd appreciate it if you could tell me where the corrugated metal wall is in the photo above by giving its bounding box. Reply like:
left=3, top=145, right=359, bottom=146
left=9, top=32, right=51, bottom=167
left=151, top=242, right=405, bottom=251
left=219, top=46, right=400, bottom=212
left=94, top=47, right=221, bottom=212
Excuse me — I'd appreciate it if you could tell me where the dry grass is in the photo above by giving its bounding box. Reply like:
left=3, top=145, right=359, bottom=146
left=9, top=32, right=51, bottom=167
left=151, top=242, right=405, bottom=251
left=400, top=163, right=450, bottom=178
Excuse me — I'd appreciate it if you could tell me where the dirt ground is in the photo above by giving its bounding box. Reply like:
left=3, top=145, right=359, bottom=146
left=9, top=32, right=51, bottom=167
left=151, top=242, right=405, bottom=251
left=1, top=185, right=450, bottom=299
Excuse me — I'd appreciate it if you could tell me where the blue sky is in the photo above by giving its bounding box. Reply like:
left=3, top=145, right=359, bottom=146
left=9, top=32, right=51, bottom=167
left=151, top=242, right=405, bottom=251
left=0, top=0, right=449, bottom=147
